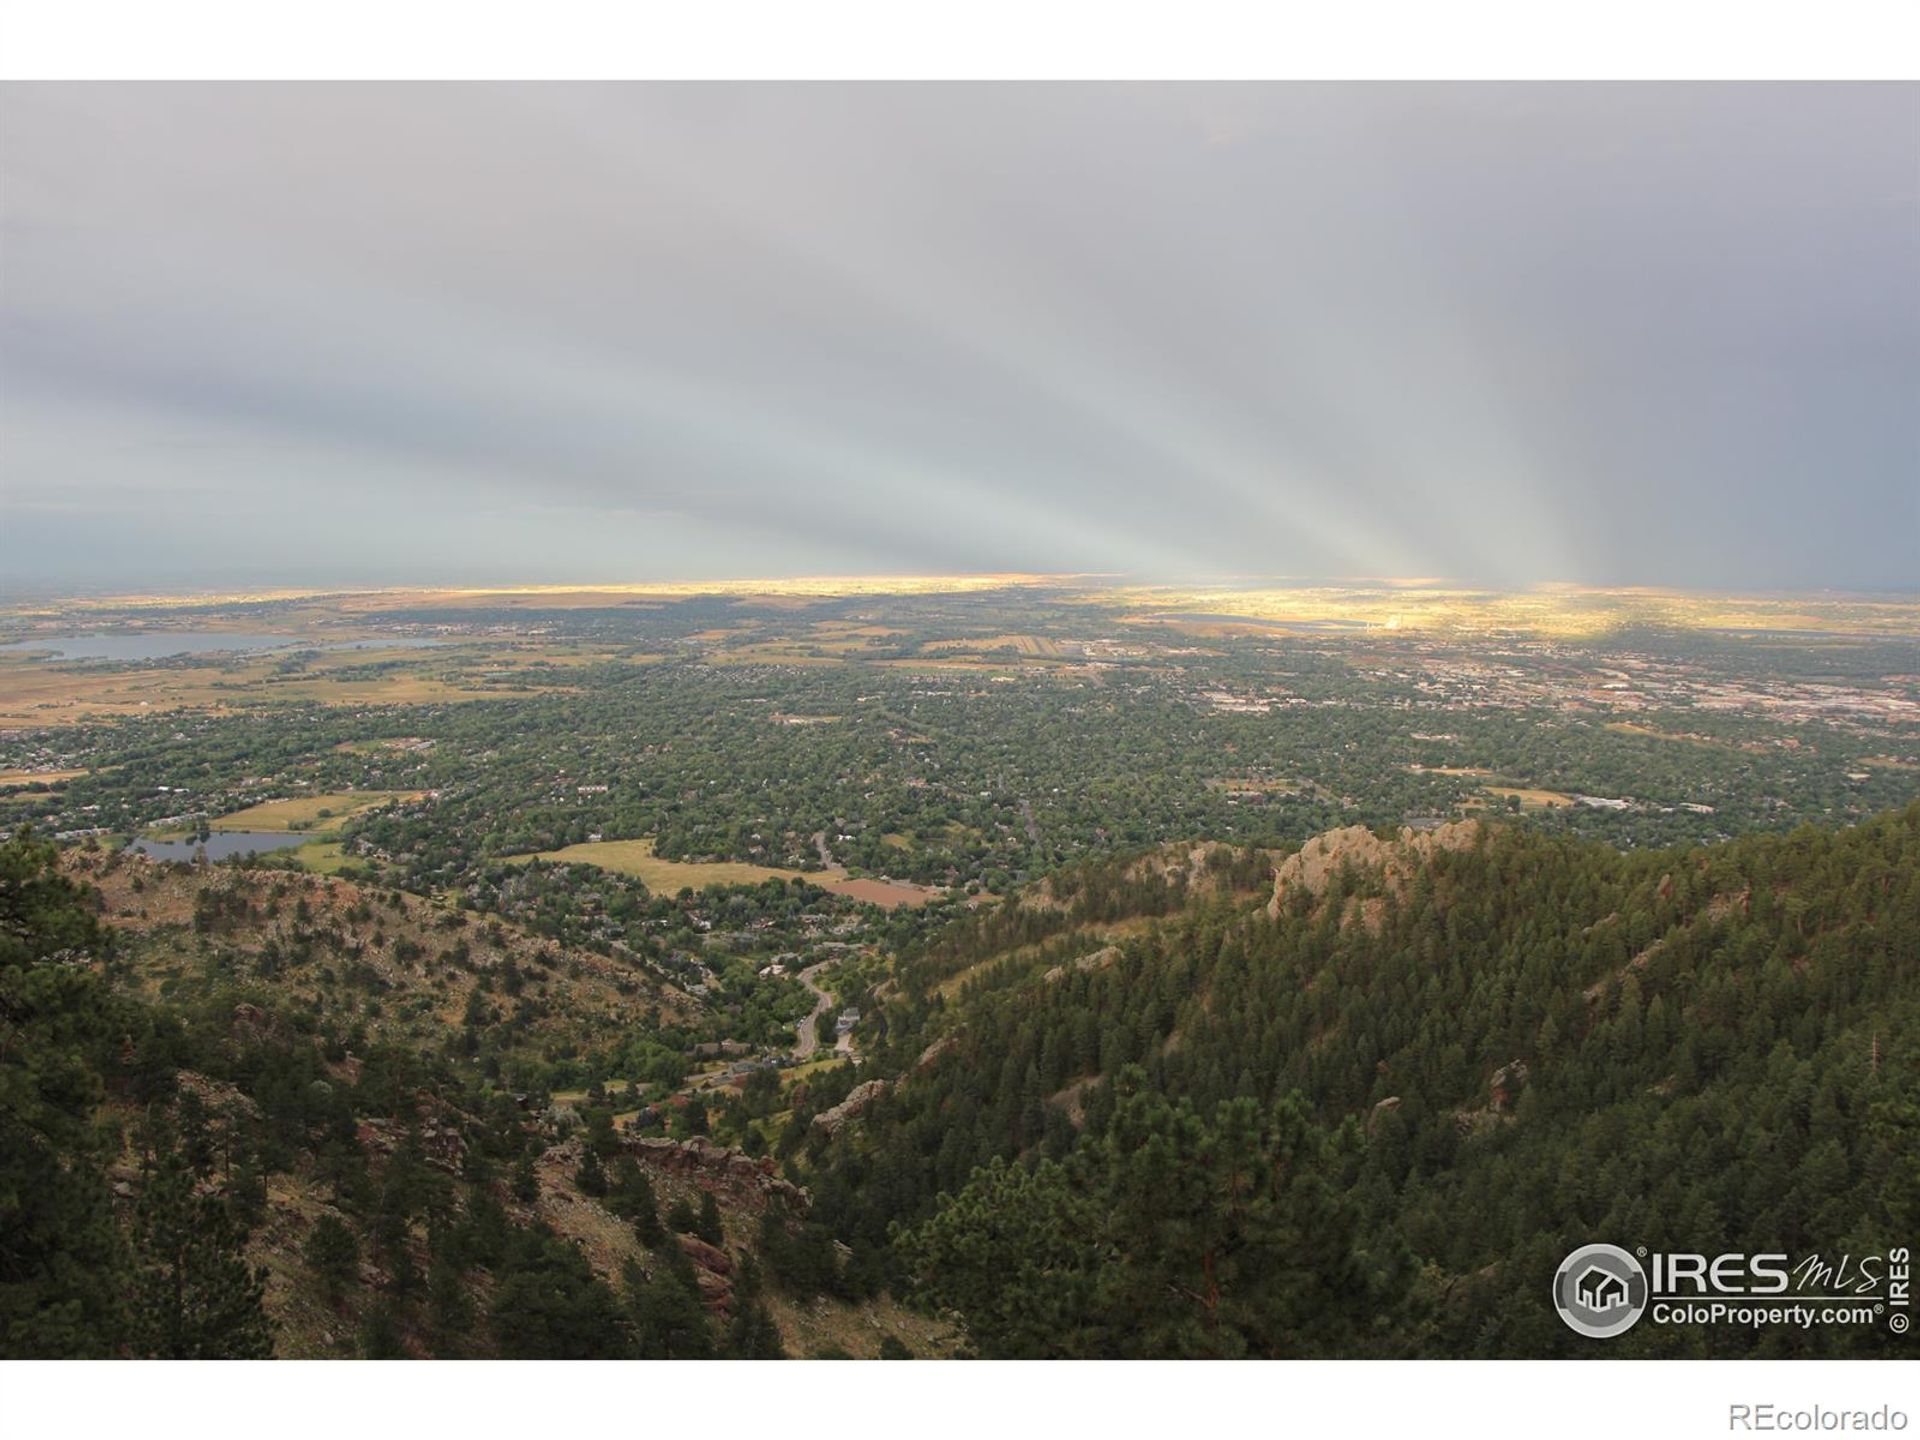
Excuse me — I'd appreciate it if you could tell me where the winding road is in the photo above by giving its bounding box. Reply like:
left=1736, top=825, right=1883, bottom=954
left=793, top=959, right=856, bottom=1061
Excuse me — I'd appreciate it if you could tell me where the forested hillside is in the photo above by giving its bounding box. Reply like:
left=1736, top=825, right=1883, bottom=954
left=6, top=807, right=1916, bottom=1358
left=798, top=806, right=1920, bottom=1357
left=0, top=829, right=944, bottom=1359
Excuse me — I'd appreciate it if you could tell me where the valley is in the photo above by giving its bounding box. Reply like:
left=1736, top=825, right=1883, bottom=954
left=2, top=579, right=1916, bottom=1359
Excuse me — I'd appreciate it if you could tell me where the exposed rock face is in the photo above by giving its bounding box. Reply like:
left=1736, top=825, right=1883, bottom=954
left=1043, top=945, right=1120, bottom=984
left=810, top=1079, right=891, bottom=1137
left=1487, top=1059, right=1530, bottom=1113
left=1583, top=938, right=1665, bottom=1003
left=914, top=1035, right=957, bottom=1074
left=676, top=1233, right=733, bottom=1277
left=627, top=1135, right=807, bottom=1210
left=1455, top=1059, right=1532, bottom=1133
left=1267, top=820, right=1483, bottom=921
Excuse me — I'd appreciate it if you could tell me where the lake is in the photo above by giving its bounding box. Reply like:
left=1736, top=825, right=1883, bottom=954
left=130, top=831, right=310, bottom=862
left=0, top=632, right=443, bottom=662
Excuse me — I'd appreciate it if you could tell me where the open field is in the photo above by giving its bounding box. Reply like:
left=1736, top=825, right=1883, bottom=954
left=0, top=767, right=87, bottom=786
left=1091, top=582, right=1920, bottom=640
left=704, top=646, right=851, bottom=667
left=825, top=876, right=944, bottom=907
left=1603, top=721, right=1758, bottom=753
left=1204, top=775, right=1301, bottom=793
left=290, top=839, right=353, bottom=874
left=519, top=837, right=805, bottom=890
left=1481, top=784, right=1575, bottom=810
left=922, top=633, right=1069, bottom=657
left=0, top=644, right=578, bottom=727
left=515, top=836, right=943, bottom=907
left=210, top=790, right=419, bottom=831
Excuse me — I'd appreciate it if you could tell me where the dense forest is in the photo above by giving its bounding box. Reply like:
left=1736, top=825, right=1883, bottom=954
left=795, top=807, right=1920, bottom=1357
left=5, top=798, right=1917, bottom=1357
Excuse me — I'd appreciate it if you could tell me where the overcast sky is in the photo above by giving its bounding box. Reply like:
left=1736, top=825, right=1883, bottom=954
left=1, top=83, right=1914, bottom=593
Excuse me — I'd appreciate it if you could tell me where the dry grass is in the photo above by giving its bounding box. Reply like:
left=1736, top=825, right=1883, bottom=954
left=922, top=634, right=1066, bottom=658
left=516, top=837, right=943, bottom=907
left=68, top=849, right=699, bottom=1040
left=0, top=767, right=87, bottom=786
left=0, top=646, right=562, bottom=727
left=764, top=1292, right=962, bottom=1359
left=1482, top=785, right=1574, bottom=810
left=210, top=790, right=418, bottom=832
left=1603, top=722, right=1754, bottom=753
left=291, top=839, right=353, bottom=874
left=518, top=837, right=807, bottom=891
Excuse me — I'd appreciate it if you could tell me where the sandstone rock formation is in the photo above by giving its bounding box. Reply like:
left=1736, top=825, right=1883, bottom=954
left=628, top=1135, right=807, bottom=1210
left=810, top=1078, right=891, bottom=1137
left=1043, top=944, right=1120, bottom=984
left=1267, top=820, right=1482, bottom=921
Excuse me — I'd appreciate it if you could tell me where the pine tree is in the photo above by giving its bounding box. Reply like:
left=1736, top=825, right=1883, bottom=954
left=305, top=1214, right=360, bottom=1302
left=128, top=1143, right=274, bottom=1359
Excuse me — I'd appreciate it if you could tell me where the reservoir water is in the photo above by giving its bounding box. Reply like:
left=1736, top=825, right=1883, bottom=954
left=129, top=831, right=310, bottom=862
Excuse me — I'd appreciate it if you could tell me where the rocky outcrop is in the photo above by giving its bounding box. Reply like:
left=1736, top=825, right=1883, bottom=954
left=676, top=1233, right=733, bottom=1277
left=673, top=1235, right=737, bottom=1314
left=1487, top=1059, right=1529, bottom=1113
left=810, top=1078, right=891, bottom=1137
left=1267, top=820, right=1482, bottom=920
left=1454, top=1059, right=1530, bottom=1134
left=1043, top=945, right=1120, bottom=984
left=914, top=1035, right=957, bottom=1074
left=628, top=1135, right=807, bottom=1211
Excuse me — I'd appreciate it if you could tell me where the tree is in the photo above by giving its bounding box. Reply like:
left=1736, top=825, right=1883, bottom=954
left=359, top=1301, right=406, bottom=1359
left=894, top=1155, right=1102, bottom=1357
left=695, top=1191, right=725, bottom=1246
left=127, top=1142, right=275, bottom=1359
left=489, top=1234, right=627, bottom=1359
left=305, top=1215, right=360, bottom=1302
left=666, top=1197, right=699, bottom=1235
left=0, top=829, right=132, bottom=1357
left=626, top=1254, right=714, bottom=1360
left=895, top=1080, right=1408, bottom=1358
left=576, top=1148, right=609, bottom=1197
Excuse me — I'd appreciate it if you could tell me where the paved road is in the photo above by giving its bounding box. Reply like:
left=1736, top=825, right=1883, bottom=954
left=793, top=960, right=837, bottom=1060
left=792, top=959, right=858, bottom=1062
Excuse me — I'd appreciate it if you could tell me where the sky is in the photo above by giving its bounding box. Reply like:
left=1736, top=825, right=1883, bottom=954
left=1, top=83, right=1915, bottom=593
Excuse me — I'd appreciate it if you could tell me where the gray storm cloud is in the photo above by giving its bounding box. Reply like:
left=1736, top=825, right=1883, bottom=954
left=1, top=82, right=1915, bottom=591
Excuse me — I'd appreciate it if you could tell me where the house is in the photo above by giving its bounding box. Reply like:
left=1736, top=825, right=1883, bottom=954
left=1577, top=1267, right=1627, bottom=1312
